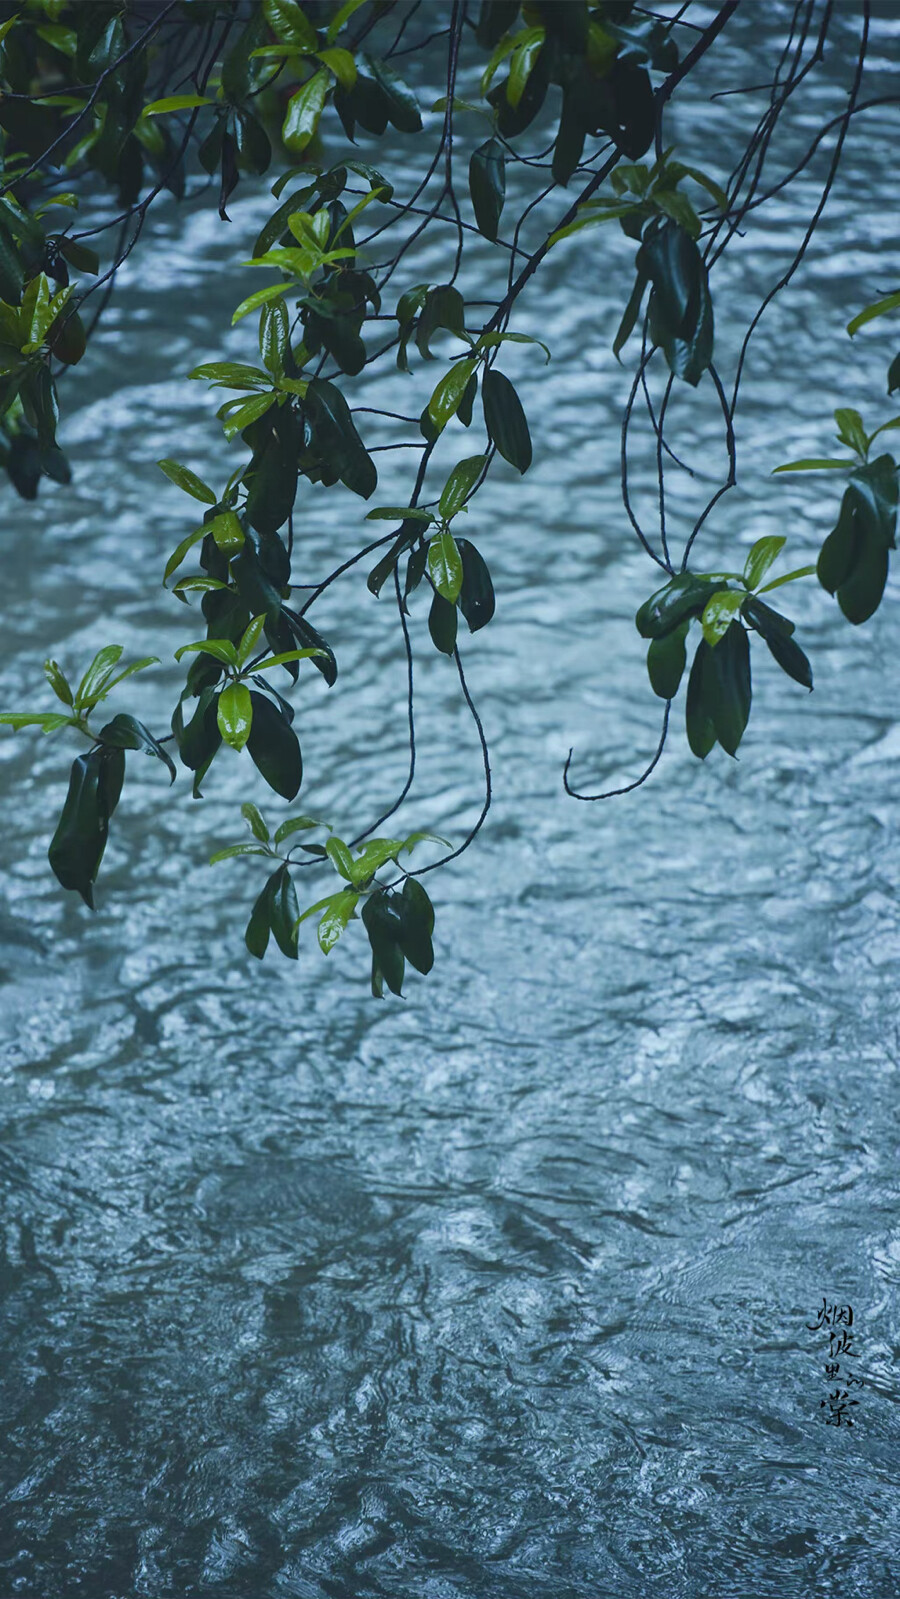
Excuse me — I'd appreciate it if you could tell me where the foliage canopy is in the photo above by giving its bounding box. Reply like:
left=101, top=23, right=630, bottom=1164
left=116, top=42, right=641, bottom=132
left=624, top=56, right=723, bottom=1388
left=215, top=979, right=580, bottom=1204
left=0, top=0, right=896, bottom=994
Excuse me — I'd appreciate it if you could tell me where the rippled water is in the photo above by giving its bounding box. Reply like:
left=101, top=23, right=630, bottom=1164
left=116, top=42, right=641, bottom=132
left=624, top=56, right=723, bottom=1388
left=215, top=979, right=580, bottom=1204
left=2, top=7, right=900, bottom=1596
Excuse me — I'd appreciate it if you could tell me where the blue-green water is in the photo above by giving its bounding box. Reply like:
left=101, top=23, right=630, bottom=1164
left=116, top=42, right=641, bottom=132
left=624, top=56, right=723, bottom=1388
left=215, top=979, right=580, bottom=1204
left=2, top=6, right=900, bottom=1595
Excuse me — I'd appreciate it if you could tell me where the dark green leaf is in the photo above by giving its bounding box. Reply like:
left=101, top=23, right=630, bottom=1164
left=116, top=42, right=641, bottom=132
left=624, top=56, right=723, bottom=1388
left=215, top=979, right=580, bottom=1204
left=363, top=53, right=422, bottom=133
left=361, top=889, right=405, bottom=995
left=707, top=620, right=751, bottom=756
left=48, top=745, right=124, bottom=907
left=246, top=691, right=302, bottom=799
left=98, top=713, right=177, bottom=782
left=304, top=377, right=376, bottom=499
left=245, top=881, right=271, bottom=958
left=635, top=572, right=718, bottom=639
left=482, top=368, right=532, bottom=471
left=267, top=864, right=299, bottom=958
left=685, top=638, right=716, bottom=760
left=646, top=619, right=687, bottom=699
left=429, top=592, right=458, bottom=655
left=469, top=138, right=505, bottom=241
left=456, top=539, right=495, bottom=632
left=397, top=877, right=434, bottom=974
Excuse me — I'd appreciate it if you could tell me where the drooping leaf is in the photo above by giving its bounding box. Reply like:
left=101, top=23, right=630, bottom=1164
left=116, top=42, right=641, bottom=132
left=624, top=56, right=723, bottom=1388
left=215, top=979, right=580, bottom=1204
left=429, top=591, right=458, bottom=655
left=456, top=539, right=495, bottom=632
left=48, top=745, right=125, bottom=908
left=481, top=368, right=532, bottom=471
left=469, top=138, right=505, bottom=241
left=635, top=573, right=718, bottom=640
left=646, top=619, right=688, bottom=699
left=246, top=691, right=302, bottom=798
left=282, top=68, right=330, bottom=153
left=361, top=888, right=405, bottom=995
left=397, top=877, right=434, bottom=974
left=267, top=863, right=299, bottom=958
left=98, top=713, right=177, bottom=782
left=304, top=377, right=377, bottom=498
left=427, top=530, right=464, bottom=603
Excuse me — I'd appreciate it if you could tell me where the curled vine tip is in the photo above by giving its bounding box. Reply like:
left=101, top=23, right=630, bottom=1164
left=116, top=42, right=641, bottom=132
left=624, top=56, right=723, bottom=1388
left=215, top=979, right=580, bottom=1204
left=563, top=701, right=671, bottom=802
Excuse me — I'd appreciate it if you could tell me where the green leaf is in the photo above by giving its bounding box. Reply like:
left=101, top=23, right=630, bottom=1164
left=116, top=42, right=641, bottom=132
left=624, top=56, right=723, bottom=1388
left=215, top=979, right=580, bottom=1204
left=305, top=376, right=377, bottom=499
left=238, top=613, right=267, bottom=667
left=263, top=0, right=318, bottom=49
left=469, top=138, right=505, bottom=242
left=75, top=644, right=122, bottom=710
left=317, top=889, right=359, bottom=953
left=174, top=638, right=239, bottom=669
left=268, top=864, right=299, bottom=959
left=506, top=27, right=545, bottom=109
left=253, top=648, right=325, bottom=672
left=428, top=530, right=464, bottom=603
left=245, top=882, right=271, bottom=958
left=218, top=681, right=253, bottom=750
left=48, top=745, right=124, bottom=908
left=743, top=536, right=786, bottom=591
left=482, top=368, right=532, bottom=471
left=282, top=68, right=329, bottom=154
left=427, top=357, right=478, bottom=433
left=701, top=588, right=744, bottom=646
left=397, top=877, right=434, bottom=974
left=274, top=814, right=331, bottom=845
left=141, top=94, right=214, bottom=117
left=362, top=53, right=422, bottom=133
left=98, top=713, right=177, bottom=783
left=325, top=835, right=355, bottom=880
left=242, top=800, right=270, bottom=841
left=439, top=455, right=486, bottom=521
left=232, top=283, right=296, bottom=326
left=834, top=407, right=868, bottom=459
left=190, top=361, right=272, bottom=390
left=639, top=219, right=713, bottom=387
left=44, top=658, right=73, bottom=707
left=635, top=573, right=718, bottom=639
left=847, top=290, right=900, bottom=337
left=221, top=391, right=277, bottom=441
left=316, top=46, right=357, bottom=89
left=246, top=691, right=302, bottom=798
left=209, top=842, right=272, bottom=864
left=429, top=591, right=458, bottom=655
left=347, top=837, right=405, bottom=885
left=708, top=620, right=751, bottom=755
left=365, top=506, right=434, bottom=523
left=456, top=539, right=495, bottom=632
left=756, top=566, right=817, bottom=593
left=685, top=638, right=716, bottom=760
left=0, top=711, right=75, bottom=731
left=646, top=620, right=688, bottom=699
left=477, top=330, right=551, bottom=364
left=164, top=524, right=207, bottom=585
left=772, top=458, right=855, bottom=473
left=210, top=510, right=245, bottom=554
left=158, top=458, right=217, bottom=505
left=361, top=889, right=405, bottom=995
left=326, top=0, right=367, bottom=43
left=402, top=830, right=450, bottom=853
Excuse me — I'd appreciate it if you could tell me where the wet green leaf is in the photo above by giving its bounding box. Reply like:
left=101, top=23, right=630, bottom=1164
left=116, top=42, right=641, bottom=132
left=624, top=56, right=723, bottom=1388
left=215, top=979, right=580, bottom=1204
left=428, top=530, right=464, bottom=603
left=246, top=691, right=302, bottom=798
left=158, top=458, right=217, bottom=504
left=742, top=536, right=785, bottom=591
left=482, top=368, right=532, bottom=471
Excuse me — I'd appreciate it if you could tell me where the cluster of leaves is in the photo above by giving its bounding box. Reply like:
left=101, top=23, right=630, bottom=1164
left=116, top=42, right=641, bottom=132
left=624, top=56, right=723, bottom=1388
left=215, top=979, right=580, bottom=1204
left=211, top=802, right=442, bottom=994
left=0, top=0, right=894, bottom=992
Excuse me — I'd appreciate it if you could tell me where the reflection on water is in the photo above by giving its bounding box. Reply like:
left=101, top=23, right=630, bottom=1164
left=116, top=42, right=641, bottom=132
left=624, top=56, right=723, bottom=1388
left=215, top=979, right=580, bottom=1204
left=2, top=6, right=900, bottom=1595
